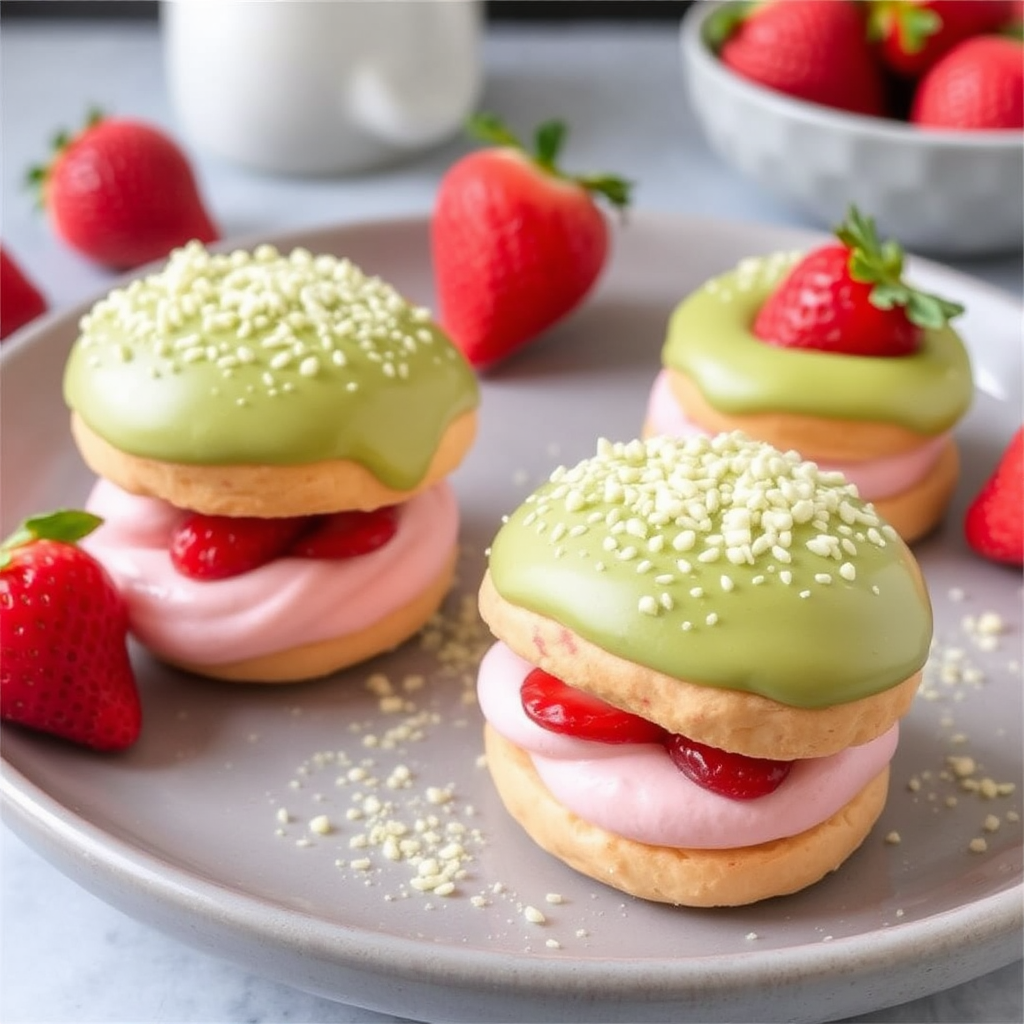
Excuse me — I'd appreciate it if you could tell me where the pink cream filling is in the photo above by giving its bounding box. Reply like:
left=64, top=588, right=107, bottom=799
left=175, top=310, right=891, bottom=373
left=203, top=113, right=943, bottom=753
left=477, top=641, right=899, bottom=850
left=83, top=478, right=459, bottom=666
left=645, top=369, right=948, bottom=501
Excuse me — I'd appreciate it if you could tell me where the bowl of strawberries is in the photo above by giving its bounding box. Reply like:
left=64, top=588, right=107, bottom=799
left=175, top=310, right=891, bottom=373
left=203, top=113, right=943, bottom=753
left=681, top=0, right=1024, bottom=257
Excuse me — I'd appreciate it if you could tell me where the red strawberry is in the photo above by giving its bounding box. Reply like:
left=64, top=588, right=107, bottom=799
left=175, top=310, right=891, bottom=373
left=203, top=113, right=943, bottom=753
left=0, top=247, right=47, bottom=340
left=520, top=668, right=667, bottom=745
left=708, top=0, right=886, bottom=117
left=964, top=428, right=1024, bottom=566
left=29, top=110, right=218, bottom=270
left=289, top=506, right=399, bottom=559
left=665, top=734, right=792, bottom=800
left=753, top=206, right=964, bottom=357
left=170, top=514, right=309, bottom=581
left=910, top=35, right=1024, bottom=129
left=868, top=1, right=1015, bottom=78
left=431, top=113, right=631, bottom=369
left=0, top=510, right=141, bottom=752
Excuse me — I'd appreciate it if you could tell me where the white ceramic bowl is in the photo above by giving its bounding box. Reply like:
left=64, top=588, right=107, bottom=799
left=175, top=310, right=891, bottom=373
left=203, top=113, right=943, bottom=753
left=680, top=1, right=1024, bottom=257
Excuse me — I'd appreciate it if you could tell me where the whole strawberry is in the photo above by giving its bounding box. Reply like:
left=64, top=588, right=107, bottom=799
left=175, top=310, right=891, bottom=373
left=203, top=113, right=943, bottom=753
left=964, top=428, right=1023, bottom=566
left=868, top=0, right=1015, bottom=78
left=709, top=0, right=886, bottom=117
left=911, top=35, right=1024, bottom=129
left=29, top=110, right=218, bottom=270
left=753, top=206, right=964, bottom=357
left=431, top=113, right=631, bottom=370
left=0, top=510, right=141, bottom=751
left=0, top=246, right=47, bottom=340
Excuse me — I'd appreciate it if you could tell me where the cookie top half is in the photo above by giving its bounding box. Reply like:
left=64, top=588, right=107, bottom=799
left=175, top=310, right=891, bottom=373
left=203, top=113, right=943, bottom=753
left=63, top=242, right=479, bottom=490
left=487, top=432, right=933, bottom=709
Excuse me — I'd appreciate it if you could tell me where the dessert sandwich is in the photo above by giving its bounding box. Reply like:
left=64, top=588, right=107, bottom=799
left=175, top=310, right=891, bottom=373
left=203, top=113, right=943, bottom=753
left=63, top=241, right=479, bottom=682
left=476, top=432, right=932, bottom=906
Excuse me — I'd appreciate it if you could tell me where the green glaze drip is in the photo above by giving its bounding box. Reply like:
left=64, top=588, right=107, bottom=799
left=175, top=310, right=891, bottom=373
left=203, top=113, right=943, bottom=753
left=488, top=434, right=932, bottom=709
left=662, top=252, right=973, bottom=433
left=63, top=242, right=479, bottom=487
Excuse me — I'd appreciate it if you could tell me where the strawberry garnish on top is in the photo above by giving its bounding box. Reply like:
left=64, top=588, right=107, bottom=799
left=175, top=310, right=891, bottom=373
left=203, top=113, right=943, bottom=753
left=867, top=0, right=1016, bottom=78
left=708, top=0, right=887, bottom=117
left=0, top=510, right=141, bottom=752
left=28, top=110, right=218, bottom=271
left=964, top=428, right=1024, bottom=566
left=753, top=207, right=965, bottom=357
left=0, top=246, right=47, bottom=340
left=431, top=113, right=631, bottom=370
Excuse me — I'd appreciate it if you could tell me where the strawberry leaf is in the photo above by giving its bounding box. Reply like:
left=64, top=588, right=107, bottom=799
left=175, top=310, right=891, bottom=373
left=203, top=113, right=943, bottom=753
left=701, top=0, right=756, bottom=52
left=576, top=172, right=632, bottom=209
left=534, top=120, right=567, bottom=170
left=904, top=290, right=965, bottom=330
left=1, top=510, right=103, bottom=568
left=896, top=5, right=942, bottom=54
left=837, top=205, right=964, bottom=329
left=466, top=111, right=632, bottom=211
left=867, top=282, right=911, bottom=310
left=466, top=112, right=523, bottom=150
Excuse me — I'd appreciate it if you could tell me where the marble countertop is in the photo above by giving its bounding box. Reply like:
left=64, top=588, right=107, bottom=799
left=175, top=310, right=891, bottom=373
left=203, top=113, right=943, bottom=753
left=1, top=15, right=1021, bottom=1024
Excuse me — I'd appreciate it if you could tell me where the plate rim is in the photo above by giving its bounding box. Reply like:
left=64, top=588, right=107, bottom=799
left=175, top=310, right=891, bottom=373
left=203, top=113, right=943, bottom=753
left=2, top=210, right=1022, bottom=1020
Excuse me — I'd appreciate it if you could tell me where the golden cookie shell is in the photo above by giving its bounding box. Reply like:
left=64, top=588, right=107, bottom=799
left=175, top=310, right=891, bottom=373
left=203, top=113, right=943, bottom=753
left=666, top=369, right=935, bottom=460
left=479, top=571, right=919, bottom=760
left=484, top=725, right=889, bottom=907
left=70, top=410, right=477, bottom=517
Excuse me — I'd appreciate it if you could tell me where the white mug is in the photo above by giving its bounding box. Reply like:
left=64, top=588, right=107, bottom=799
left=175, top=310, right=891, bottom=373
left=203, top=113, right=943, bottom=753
left=161, top=0, right=484, bottom=176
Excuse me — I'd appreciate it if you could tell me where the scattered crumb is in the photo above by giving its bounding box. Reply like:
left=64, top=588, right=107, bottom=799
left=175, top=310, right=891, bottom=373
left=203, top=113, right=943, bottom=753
left=524, top=906, right=546, bottom=925
left=884, top=831, right=902, bottom=845
left=969, top=837, right=989, bottom=854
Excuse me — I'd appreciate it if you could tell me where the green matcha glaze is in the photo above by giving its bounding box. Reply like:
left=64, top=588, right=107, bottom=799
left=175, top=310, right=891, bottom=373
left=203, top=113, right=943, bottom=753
left=489, top=434, right=933, bottom=709
left=63, top=242, right=479, bottom=487
left=662, top=252, right=973, bottom=433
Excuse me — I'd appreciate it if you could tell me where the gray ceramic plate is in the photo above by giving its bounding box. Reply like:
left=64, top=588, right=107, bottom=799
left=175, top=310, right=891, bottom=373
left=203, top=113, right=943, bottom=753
left=1, top=213, right=1021, bottom=1024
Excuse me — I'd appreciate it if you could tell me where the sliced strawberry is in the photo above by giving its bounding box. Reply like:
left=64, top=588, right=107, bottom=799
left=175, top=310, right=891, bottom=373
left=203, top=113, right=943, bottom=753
left=170, top=514, right=309, bottom=581
left=666, top=734, right=793, bottom=800
left=753, top=206, right=964, bottom=357
left=289, top=506, right=399, bottom=559
left=520, top=668, right=668, bottom=745
left=0, top=510, right=141, bottom=751
left=964, top=427, right=1024, bottom=566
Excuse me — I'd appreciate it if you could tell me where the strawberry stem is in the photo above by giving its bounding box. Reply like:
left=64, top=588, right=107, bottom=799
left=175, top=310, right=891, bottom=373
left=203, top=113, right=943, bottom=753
left=466, top=112, right=632, bottom=210
left=867, top=1, right=941, bottom=52
left=836, top=206, right=964, bottom=329
left=701, top=0, right=757, bottom=51
left=0, top=509, right=102, bottom=569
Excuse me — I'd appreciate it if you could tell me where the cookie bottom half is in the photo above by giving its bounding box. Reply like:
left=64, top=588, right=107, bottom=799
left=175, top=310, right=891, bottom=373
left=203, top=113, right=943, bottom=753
left=165, top=549, right=458, bottom=683
left=484, top=723, right=890, bottom=907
